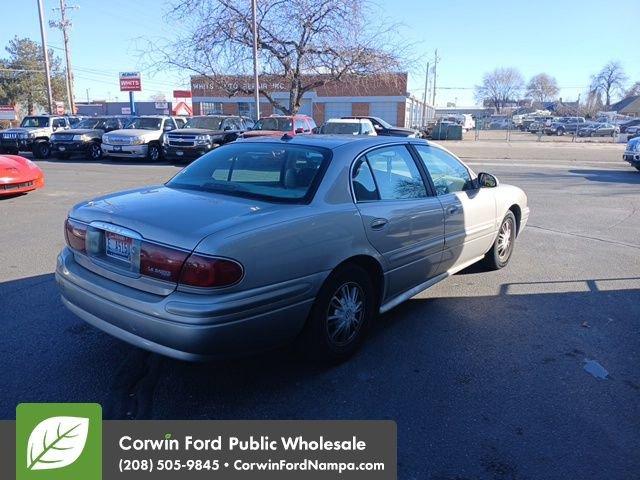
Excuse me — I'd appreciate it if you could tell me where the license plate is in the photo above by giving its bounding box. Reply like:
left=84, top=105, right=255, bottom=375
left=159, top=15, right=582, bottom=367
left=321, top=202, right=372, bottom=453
left=176, top=150, right=183, bottom=156
left=58, top=146, right=66, bottom=151
left=105, top=232, right=132, bottom=263
left=113, top=146, right=122, bottom=152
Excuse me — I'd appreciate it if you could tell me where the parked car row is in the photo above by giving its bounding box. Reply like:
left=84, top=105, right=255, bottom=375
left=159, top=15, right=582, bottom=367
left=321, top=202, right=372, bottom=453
left=0, top=113, right=420, bottom=164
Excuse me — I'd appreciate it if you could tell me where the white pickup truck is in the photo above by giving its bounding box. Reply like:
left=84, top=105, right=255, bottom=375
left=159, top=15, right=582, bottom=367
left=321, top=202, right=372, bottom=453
left=101, top=115, right=185, bottom=161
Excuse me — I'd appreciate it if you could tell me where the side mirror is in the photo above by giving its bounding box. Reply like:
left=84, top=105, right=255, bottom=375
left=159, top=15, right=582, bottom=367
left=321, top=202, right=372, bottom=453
left=478, top=172, right=499, bottom=188
left=164, top=125, right=173, bottom=131
left=295, top=127, right=304, bottom=134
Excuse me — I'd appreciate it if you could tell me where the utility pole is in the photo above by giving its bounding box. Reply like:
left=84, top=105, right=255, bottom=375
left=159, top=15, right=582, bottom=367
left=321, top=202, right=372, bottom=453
left=50, top=0, right=79, bottom=114
left=431, top=49, right=440, bottom=107
left=251, top=0, right=260, bottom=120
left=86, top=88, right=89, bottom=103
left=421, top=62, right=430, bottom=126
left=37, top=0, right=54, bottom=114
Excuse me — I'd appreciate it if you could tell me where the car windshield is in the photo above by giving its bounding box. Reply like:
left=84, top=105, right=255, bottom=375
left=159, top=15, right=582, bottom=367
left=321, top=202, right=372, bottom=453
left=125, top=117, right=162, bottom=130
left=76, top=118, right=105, bottom=129
left=166, top=143, right=330, bottom=203
left=252, top=117, right=293, bottom=132
left=20, top=116, right=49, bottom=128
left=322, top=122, right=361, bottom=135
left=183, top=116, right=225, bottom=130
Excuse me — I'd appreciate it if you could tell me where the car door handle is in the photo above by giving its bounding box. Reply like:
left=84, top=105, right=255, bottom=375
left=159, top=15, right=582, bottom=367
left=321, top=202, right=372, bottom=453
left=370, top=218, right=388, bottom=230
left=447, top=205, right=460, bottom=215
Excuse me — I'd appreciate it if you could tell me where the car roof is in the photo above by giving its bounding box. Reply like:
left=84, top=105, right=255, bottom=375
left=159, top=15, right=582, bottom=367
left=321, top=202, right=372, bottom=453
left=326, top=118, right=368, bottom=123
left=239, top=134, right=427, bottom=150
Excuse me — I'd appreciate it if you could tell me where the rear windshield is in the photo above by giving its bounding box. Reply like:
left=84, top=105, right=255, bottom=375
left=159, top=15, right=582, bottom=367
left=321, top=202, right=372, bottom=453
left=322, top=122, right=361, bottom=135
left=166, top=143, right=330, bottom=203
left=253, top=117, right=293, bottom=132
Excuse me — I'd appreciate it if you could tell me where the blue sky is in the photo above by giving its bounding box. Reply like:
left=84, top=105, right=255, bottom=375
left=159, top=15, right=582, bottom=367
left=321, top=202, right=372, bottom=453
left=3, top=0, right=639, bottom=107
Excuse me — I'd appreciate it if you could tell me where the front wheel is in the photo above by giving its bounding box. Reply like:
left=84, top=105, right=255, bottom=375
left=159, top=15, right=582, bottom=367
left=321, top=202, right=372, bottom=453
left=297, top=264, right=376, bottom=362
left=556, top=128, right=564, bottom=136
left=88, top=142, right=103, bottom=160
left=147, top=143, right=161, bottom=162
left=482, top=211, right=517, bottom=270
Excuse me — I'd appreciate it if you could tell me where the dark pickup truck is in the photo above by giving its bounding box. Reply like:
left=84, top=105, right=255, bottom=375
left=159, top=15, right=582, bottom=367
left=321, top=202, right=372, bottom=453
left=50, top=116, right=130, bottom=160
left=163, top=115, right=253, bottom=163
left=0, top=115, right=70, bottom=158
left=544, top=117, right=586, bottom=136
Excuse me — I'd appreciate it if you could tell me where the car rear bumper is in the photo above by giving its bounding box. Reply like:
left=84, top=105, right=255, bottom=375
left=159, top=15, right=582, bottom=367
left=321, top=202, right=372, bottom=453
left=55, top=247, right=320, bottom=361
left=0, top=176, right=44, bottom=195
left=102, top=143, right=148, bottom=158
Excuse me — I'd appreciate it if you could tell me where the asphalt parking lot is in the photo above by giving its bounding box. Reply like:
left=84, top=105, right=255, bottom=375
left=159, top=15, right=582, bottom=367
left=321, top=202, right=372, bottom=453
left=1, top=142, right=639, bottom=479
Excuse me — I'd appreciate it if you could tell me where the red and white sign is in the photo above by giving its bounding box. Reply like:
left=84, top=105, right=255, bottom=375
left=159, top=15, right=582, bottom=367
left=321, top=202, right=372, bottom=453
left=0, top=105, right=16, bottom=120
left=119, top=71, right=142, bottom=92
left=173, top=90, right=192, bottom=98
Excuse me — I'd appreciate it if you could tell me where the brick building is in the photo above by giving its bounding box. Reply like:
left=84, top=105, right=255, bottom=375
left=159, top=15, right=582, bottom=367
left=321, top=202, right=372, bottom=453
left=190, top=73, right=434, bottom=128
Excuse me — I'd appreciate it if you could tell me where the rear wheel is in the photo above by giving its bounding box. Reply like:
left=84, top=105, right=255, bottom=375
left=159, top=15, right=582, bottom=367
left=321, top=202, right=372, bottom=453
left=556, top=128, right=564, bottom=136
left=482, top=211, right=517, bottom=270
left=297, top=264, right=376, bottom=362
left=33, top=141, right=51, bottom=159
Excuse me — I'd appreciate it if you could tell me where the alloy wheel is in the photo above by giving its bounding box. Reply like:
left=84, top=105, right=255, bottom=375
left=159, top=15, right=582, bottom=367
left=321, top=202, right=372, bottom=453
left=497, top=217, right=514, bottom=261
left=325, top=282, right=365, bottom=347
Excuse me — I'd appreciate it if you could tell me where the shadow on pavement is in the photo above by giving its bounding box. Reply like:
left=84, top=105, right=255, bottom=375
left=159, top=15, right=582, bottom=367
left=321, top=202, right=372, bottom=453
left=1, top=272, right=639, bottom=478
left=568, top=168, right=640, bottom=184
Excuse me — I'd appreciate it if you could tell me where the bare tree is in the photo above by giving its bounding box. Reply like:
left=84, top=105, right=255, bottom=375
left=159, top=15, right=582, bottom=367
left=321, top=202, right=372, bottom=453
left=474, top=68, right=524, bottom=113
left=526, top=73, right=559, bottom=105
left=625, top=81, right=640, bottom=98
left=143, top=0, right=406, bottom=115
left=590, top=61, right=627, bottom=107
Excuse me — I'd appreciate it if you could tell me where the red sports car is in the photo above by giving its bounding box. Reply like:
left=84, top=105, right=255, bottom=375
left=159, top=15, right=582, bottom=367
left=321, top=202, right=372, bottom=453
left=0, top=154, right=45, bottom=196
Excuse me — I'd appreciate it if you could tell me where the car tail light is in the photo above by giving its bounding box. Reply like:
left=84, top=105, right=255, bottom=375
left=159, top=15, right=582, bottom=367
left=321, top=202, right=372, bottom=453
left=179, top=254, right=243, bottom=288
left=140, top=241, right=189, bottom=282
left=64, top=218, right=87, bottom=252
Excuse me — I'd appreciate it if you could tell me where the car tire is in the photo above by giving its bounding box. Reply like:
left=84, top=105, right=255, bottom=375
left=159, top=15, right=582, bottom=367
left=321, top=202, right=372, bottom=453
left=482, top=211, right=517, bottom=271
left=89, top=142, right=103, bottom=160
left=147, top=143, right=161, bottom=162
left=297, top=264, right=376, bottom=363
left=33, top=141, right=51, bottom=159
left=556, top=128, right=564, bottom=136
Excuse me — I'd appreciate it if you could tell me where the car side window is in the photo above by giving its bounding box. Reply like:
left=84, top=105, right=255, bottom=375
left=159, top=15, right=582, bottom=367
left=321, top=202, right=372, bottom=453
left=52, top=118, right=64, bottom=129
left=361, top=122, right=374, bottom=135
left=365, top=145, right=427, bottom=200
left=294, top=119, right=306, bottom=131
left=415, top=145, right=473, bottom=195
left=352, top=158, right=379, bottom=202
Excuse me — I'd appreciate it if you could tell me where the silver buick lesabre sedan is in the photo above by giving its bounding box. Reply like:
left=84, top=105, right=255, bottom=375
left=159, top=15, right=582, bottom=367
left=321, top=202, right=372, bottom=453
left=56, top=135, right=529, bottom=362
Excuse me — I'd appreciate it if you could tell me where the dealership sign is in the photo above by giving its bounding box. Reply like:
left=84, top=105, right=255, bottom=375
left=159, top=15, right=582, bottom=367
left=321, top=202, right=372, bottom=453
left=119, top=72, right=142, bottom=92
left=0, top=105, right=16, bottom=120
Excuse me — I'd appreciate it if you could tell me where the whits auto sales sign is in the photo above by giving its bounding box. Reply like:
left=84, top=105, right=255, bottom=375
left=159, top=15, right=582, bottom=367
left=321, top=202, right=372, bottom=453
left=119, top=72, right=142, bottom=92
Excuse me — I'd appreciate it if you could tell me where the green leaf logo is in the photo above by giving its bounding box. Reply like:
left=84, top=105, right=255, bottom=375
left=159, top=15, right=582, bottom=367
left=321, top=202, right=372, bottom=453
left=26, top=416, right=89, bottom=471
